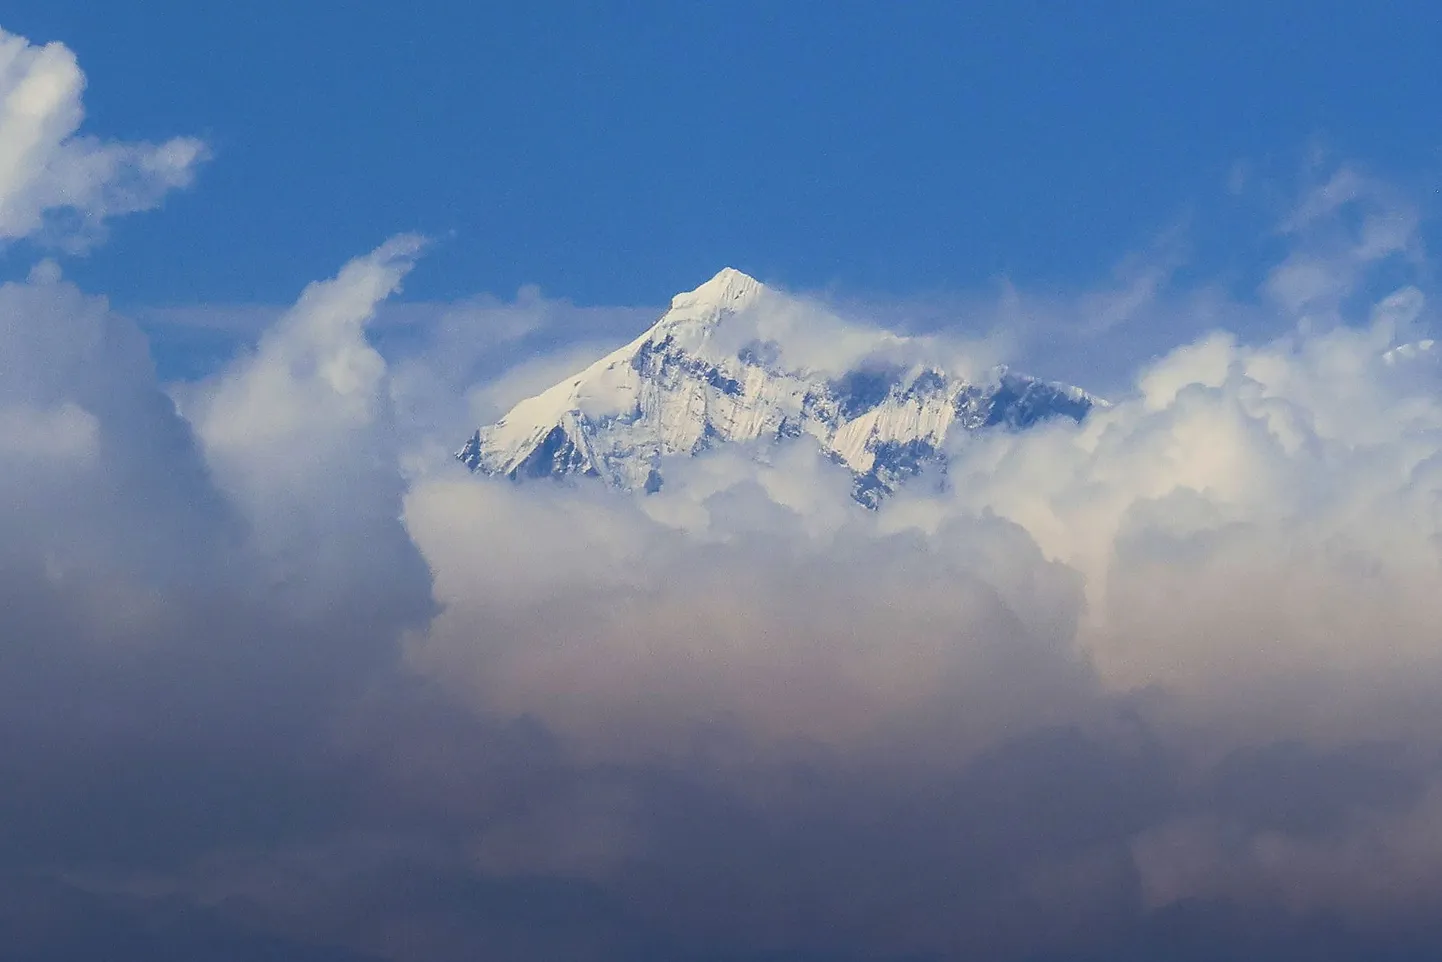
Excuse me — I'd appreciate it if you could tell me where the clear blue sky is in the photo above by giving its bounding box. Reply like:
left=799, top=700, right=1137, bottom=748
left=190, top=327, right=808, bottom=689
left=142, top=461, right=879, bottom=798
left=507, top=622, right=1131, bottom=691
left=5, top=1, right=1441, bottom=308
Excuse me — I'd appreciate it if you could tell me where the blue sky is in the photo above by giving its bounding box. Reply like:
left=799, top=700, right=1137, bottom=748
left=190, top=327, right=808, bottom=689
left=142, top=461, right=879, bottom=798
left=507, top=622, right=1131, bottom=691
left=6, top=0, right=1441, bottom=314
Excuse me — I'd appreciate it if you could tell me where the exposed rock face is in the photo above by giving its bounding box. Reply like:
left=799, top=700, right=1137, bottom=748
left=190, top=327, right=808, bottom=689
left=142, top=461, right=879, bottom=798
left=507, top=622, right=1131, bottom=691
left=459, top=268, right=1097, bottom=506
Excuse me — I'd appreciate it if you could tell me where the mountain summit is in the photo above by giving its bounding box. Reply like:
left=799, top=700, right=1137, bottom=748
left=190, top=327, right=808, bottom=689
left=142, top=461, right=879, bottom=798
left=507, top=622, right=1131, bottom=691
left=459, top=269, right=1097, bottom=505
left=671, top=266, right=763, bottom=312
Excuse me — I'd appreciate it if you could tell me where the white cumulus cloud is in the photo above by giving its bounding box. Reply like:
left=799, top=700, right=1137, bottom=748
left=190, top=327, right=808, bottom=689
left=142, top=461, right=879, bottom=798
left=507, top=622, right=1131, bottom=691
left=0, top=25, right=206, bottom=248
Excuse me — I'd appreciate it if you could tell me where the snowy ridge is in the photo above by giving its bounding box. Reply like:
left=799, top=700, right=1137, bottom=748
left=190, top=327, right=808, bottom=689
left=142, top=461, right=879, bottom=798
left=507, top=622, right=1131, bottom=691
left=459, top=269, right=1098, bottom=505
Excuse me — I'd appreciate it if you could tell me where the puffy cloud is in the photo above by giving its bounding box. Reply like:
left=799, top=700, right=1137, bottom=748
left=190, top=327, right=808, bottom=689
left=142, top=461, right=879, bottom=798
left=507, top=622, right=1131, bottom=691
left=185, top=235, right=425, bottom=478
left=377, top=167, right=1442, bottom=957
left=9, top=125, right=1442, bottom=961
left=0, top=25, right=206, bottom=248
left=0, top=400, right=97, bottom=461
left=0, top=262, right=229, bottom=588
left=919, top=287, right=1442, bottom=746
left=178, top=234, right=435, bottom=618
left=404, top=467, right=1096, bottom=764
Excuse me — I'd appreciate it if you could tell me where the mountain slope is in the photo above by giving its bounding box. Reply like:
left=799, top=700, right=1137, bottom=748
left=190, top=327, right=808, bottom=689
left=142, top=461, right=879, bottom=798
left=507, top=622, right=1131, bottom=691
left=459, top=268, right=1098, bottom=505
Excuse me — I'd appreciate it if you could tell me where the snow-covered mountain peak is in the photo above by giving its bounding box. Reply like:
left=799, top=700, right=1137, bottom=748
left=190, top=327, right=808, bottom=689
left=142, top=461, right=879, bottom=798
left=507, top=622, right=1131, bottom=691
left=459, top=270, right=1098, bottom=505
left=669, top=267, right=764, bottom=315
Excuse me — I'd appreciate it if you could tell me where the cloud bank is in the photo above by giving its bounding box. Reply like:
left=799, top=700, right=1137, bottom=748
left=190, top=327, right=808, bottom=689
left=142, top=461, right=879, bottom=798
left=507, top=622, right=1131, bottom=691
left=9, top=20, right=1442, bottom=962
